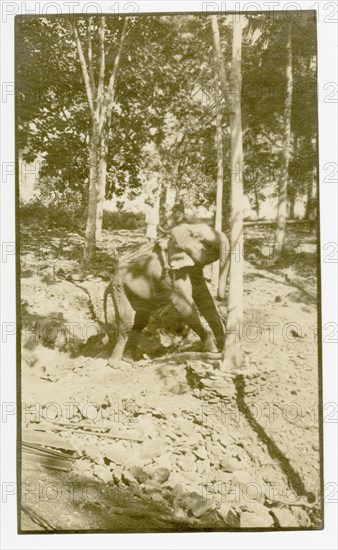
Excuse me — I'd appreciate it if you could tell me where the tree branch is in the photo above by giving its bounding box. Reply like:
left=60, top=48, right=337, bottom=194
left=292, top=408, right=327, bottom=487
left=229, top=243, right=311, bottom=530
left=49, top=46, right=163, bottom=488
left=87, top=17, right=96, bottom=105
left=99, top=17, right=128, bottom=133
left=97, top=16, right=106, bottom=108
left=210, top=14, right=234, bottom=117
left=72, top=20, right=95, bottom=120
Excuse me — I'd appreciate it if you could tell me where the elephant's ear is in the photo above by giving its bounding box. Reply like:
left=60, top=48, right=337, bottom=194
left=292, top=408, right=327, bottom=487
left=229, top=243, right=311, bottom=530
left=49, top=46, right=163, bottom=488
left=167, top=232, right=195, bottom=269
left=190, top=231, right=202, bottom=241
left=168, top=251, right=195, bottom=269
left=201, top=238, right=220, bottom=265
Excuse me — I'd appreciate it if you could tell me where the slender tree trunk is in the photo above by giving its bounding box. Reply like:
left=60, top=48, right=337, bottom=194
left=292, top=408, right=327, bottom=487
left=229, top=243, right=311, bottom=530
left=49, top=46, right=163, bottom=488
left=145, top=175, right=161, bottom=240
left=274, top=21, right=293, bottom=258
left=83, top=131, right=99, bottom=264
left=304, top=179, right=313, bottom=219
left=222, top=16, right=244, bottom=370
left=160, top=186, right=176, bottom=227
left=211, top=59, right=224, bottom=297
left=73, top=17, right=128, bottom=265
left=288, top=134, right=297, bottom=220
left=288, top=188, right=296, bottom=219
left=254, top=181, right=260, bottom=219
left=211, top=14, right=229, bottom=301
left=96, top=123, right=108, bottom=240
left=96, top=158, right=106, bottom=240
left=305, top=136, right=317, bottom=220
left=164, top=187, right=176, bottom=214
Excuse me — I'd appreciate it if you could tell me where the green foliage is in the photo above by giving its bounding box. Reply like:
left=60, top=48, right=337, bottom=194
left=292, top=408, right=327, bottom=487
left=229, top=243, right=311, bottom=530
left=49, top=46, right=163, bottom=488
left=17, top=12, right=317, bottom=220
left=19, top=199, right=84, bottom=232
left=102, top=210, right=145, bottom=231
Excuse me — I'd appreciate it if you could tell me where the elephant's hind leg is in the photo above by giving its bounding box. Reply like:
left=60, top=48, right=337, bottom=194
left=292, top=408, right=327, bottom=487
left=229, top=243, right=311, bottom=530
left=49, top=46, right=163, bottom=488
left=123, top=309, right=151, bottom=362
left=108, top=278, right=135, bottom=368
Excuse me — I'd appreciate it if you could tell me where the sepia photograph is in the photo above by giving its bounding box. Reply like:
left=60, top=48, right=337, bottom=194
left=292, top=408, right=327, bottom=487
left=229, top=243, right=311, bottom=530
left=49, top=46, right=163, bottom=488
left=16, top=10, right=322, bottom=533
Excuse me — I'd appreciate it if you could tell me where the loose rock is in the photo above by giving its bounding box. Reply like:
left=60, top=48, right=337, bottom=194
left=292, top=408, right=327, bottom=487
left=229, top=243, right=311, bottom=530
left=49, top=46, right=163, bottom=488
left=93, top=464, right=112, bottom=484
left=271, top=507, right=300, bottom=527
left=152, top=468, right=170, bottom=484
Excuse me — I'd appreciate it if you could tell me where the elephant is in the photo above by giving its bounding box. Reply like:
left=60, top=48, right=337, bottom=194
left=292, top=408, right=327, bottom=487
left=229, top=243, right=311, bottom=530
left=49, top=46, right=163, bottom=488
left=104, top=223, right=230, bottom=368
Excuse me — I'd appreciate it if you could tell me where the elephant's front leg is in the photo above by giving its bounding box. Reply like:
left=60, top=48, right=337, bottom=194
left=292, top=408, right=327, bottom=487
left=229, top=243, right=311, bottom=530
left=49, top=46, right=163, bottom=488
left=171, top=273, right=218, bottom=353
left=189, top=267, right=226, bottom=350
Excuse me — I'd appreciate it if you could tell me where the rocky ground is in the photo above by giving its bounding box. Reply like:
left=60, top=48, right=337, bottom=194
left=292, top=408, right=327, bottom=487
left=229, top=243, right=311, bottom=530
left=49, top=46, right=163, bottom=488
left=19, top=219, right=322, bottom=532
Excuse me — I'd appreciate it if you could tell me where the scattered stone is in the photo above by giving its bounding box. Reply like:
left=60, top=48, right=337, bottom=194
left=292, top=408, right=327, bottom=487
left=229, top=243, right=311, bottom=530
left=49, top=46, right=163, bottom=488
left=214, top=386, right=236, bottom=399
left=174, top=417, right=195, bottom=436
left=274, top=295, right=282, bottom=302
left=193, top=447, right=208, bottom=460
left=172, top=483, right=184, bottom=497
left=152, top=468, right=170, bottom=484
left=241, top=502, right=275, bottom=527
left=219, top=456, right=241, bottom=473
left=105, top=448, right=126, bottom=466
left=93, top=464, right=112, bottom=483
left=173, top=507, right=187, bottom=521
left=243, top=384, right=256, bottom=395
left=139, top=439, right=164, bottom=459
left=75, top=458, right=94, bottom=477
left=77, top=402, right=99, bottom=420
left=151, top=492, right=166, bottom=506
left=240, top=511, right=274, bottom=528
left=230, top=470, right=265, bottom=503
left=217, top=504, right=240, bottom=527
left=176, top=453, right=197, bottom=473
left=41, top=267, right=56, bottom=285
left=156, top=453, right=173, bottom=471
left=112, top=466, right=123, bottom=483
left=121, top=470, right=138, bottom=486
left=196, top=459, right=210, bottom=474
left=231, top=470, right=258, bottom=485
left=290, top=506, right=311, bottom=527
left=129, top=465, right=148, bottom=484
left=192, top=499, right=215, bottom=518
left=179, top=492, right=211, bottom=518
left=69, top=272, right=85, bottom=282
left=133, top=416, right=155, bottom=437
left=142, top=479, right=162, bottom=492
left=271, top=507, right=300, bottom=527
left=84, top=444, right=104, bottom=465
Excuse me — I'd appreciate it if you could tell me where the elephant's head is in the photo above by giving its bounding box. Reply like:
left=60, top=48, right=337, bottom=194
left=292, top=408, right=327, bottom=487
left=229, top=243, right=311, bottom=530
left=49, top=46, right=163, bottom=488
left=168, top=223, right=222, bottom=269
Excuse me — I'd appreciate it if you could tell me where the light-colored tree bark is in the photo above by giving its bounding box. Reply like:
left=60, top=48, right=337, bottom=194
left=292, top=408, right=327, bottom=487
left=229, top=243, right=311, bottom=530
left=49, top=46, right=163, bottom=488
left=305, top=136, right=317, bottom=220
left=211, top=14, right=244, bottom=370
left=145, top=174, right=161, bottom=240
left=274, top=21, right=293, bottom=258
left=72, top=17, right=128, bottom=263
left=210, top=15, right=234, bottom=301
left=211, top=49, right=224, bottom=297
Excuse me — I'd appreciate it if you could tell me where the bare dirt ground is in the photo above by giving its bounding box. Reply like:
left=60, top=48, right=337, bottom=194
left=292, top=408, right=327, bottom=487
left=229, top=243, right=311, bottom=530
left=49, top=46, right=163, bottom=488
left=19, top=216, right=321, bottom=532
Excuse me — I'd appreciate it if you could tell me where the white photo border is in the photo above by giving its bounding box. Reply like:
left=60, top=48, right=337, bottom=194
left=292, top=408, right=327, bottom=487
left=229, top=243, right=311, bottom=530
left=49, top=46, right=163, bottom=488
left=1, top=1, right=337, bottom=549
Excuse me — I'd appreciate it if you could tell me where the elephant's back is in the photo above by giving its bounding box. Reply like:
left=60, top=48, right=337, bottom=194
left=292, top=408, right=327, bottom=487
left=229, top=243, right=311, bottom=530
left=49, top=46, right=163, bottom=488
left=119, top=252, right=163, bottom=301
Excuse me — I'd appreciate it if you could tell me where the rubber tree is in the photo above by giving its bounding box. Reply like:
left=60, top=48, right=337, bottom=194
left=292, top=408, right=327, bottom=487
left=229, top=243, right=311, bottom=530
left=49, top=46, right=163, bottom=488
left=225, top=15, right=245, bottom=369
left=274, top=20, right=293, bottom=258
left=72, top=16, right=128, bottom=264
left=211, top=14, right=244, bottom=370
left=211, top=15, right=227, bottom=299
left=211, top=15, right=225, bottom=298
